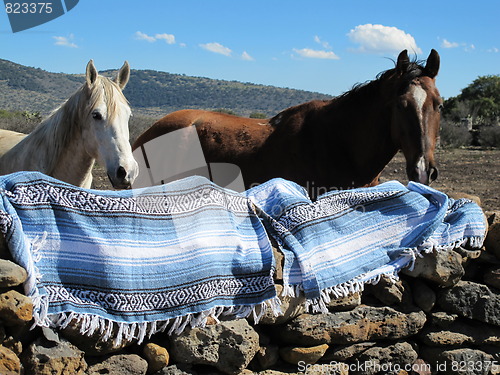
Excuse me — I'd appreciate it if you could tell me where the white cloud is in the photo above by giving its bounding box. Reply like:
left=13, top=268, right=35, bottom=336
left=293, top=48, right=340, bottom=60
left=155, top=33, right=176, bottom=44
left=347, top=24, right=422, bottom=54
left=241, top=51, right=254, bottom=61
left=134, top=31, right=156, bottom=43
left=314, top=35, right=331, bottom=49
left=53, top=34, right=78, bottom=48
left=200, top=42, right=232, bottom=56
left=441, top=38, right=460, bottom=49
left=487, top=47, right=499, bottom=53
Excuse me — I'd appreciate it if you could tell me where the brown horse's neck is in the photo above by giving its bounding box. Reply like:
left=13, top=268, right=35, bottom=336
left=312, top=90, right=399, bottom=189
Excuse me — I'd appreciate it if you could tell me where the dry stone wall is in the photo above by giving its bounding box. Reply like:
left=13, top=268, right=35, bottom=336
left=0, top=210, right=499, bottom=375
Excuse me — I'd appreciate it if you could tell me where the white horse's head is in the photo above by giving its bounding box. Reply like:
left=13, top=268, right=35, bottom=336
left=82, top=60, right=138, bottom=189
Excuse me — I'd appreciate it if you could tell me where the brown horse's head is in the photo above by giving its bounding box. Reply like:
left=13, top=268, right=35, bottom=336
left=390, top=49, right=442, bottom=185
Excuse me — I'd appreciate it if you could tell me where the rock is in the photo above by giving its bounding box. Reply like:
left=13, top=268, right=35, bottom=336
left=410, top=278, right=436, bottom=312
left=484, top=267, right=500, bottom=290
left=419, top=318, right=500, bottom=346
left=22, top=337, right=87, bottom=375
left=324, top=341, right=377, bottom=361
left=327, top=291, right=361, bottom=311
left=485, top=211, right=500, bottom=259
left=353, top=342, right=418, bottom=375
left=437, top=281, right=500, bottom=326
left=143, top=342, right=169, bottom=374
left=0, top=345, right=20, bottom=374
left=302, top=363, right=349, bottom=375
left=59, top=318, right=136, bottom=355
left=279, top=343, right=329, bottom=365
left=254, top=344, right=280, bottom=369
left=258, top=284, right=305, bottom=325
left=0, top=290, right=33, bottom=325
left=154, top=364, right=195, bottom=375
left=278, top=306, right=427, bottom=345
left=367, top=275, right=409, bottom=306
left=169, top=319, right=260, bottom=375
left=0, top=260, right=27, bottom=288
left=430, top=311, right=459, bottom=327
left=87, top=354, right=148, bottom=375
left=421, top=346, right=497, bottom=375
left=403, top=249, right=464, bottom=287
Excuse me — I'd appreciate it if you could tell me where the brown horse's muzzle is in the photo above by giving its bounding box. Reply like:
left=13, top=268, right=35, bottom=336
left=408, top=162, right=439, bottom=185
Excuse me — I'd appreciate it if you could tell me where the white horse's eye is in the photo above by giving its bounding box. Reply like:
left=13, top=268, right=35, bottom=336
left=92, top=111, right=103, bottom=121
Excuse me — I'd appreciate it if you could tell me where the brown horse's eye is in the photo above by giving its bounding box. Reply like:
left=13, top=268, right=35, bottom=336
left=437, top=103, right=444, bottom=112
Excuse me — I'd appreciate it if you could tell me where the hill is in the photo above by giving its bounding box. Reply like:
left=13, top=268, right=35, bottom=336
left=0, top=59, right=332, bottom=118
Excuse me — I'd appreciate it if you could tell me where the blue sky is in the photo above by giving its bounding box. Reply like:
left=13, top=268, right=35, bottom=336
left=1, top=0, right=499, bottom=99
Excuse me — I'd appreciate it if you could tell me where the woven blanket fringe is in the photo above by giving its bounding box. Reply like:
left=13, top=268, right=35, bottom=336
left=292, top=235, right=485, bottom=314
left=33, top=296, right=282, bottom=346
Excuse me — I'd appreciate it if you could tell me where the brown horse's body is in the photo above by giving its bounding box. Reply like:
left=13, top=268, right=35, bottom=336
left=133, top=50, right=442, bottom=198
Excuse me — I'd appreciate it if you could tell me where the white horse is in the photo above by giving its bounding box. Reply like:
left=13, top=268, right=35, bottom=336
left=0, top=60, right=138, bottom=189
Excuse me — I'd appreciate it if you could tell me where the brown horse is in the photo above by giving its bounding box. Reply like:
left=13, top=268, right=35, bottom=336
left=133, top=49, right=442, bottom=198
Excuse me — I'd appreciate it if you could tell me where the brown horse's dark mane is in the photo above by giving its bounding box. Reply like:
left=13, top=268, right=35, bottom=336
left=269, top=59, right=427, bottom=126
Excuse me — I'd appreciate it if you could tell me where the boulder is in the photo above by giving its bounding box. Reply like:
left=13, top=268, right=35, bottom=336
left=87, top=354, right=148, bottom=375
left=0, top=345, right=20, bottom=374
left=254, top=344, right=280, bottom=370
left=410, top=278, right=436, bottom=312
left=437, top=281, right=500, bottom=326
left=277, top=306, right=427, bottom=345
left=367, top=275, right=411, bottom=306
left=419, top=318, right=500, bottom=346
left=327, top=291, right=362, bottom=311
left=22, top=337, right=87, bottom=375
left=0, top=290, right=33, bottom=325
left=323, top=341, right=377, bottom=362
left=169, top=319, right=259, bottom=375
left=279, top=343, right=329, bottom=366
left=403, top=249, right=464, bottom=287
left=484, top=266, right=500, bottom=290
left=0, top=259, right=27, bottom=288
left=257, top=284, right=305, bottom=325
left=421, top=347, right=497, bottom=375
left=143, top=342, right=169, bottom=374
left=353, top=342, right=418, bottom=375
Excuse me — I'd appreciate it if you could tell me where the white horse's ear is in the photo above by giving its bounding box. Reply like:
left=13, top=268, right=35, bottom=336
left=115, top=61, right=130, bottom=90
left=86, top=60, right=98, bottom=86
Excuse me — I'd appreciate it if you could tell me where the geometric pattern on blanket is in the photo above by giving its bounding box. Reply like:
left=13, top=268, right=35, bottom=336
left=0, top=172, right=276, bottom=344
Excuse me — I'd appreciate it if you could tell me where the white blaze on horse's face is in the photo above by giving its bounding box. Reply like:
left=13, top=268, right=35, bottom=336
left=83, top=61, right=139, bottom=189
left=411, top=85, right=427, bottom=123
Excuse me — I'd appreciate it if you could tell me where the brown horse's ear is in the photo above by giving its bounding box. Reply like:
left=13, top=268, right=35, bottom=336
left=115, top=61, right=130, bottom=90
left=396, top=50, right=410, bottom=74
left=86, top=60, right=98, bottom=86
left=425, top=49, right=440, bottom=78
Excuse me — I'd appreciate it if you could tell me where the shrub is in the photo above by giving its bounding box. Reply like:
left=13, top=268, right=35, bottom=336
left=478, top=126, right=500, bottom=148
left=439, top=120, right=471, bottom=148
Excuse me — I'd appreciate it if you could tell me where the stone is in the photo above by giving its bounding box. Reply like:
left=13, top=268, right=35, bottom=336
left=353, top=342, right=418, bottom=375
left=154, top=364, right=194, bottom=375
left=87, top=354, right=148, bottom=375
left=254, top=344, right=280, bottom=369
left=410, top=278, right=436, bottom=312
left=327, top=291, right=361, bottom=311
left=484, top=266, right=500, bottom=290
left=169, top=319, right=260, bottom=375
left=0, top=345, right=20, bottom=374
left=485, top=211, right=500, bottom=259
left=22, top=337, right=87, bottom=375
left=403, top=249, right=464, bottom=287
left=421, top=347, right=498, bottom=375
left=60, top=319, right=136, bottom=355
left=0, top=290, right=33, bottom=325
left=278, top=306, right=427, bottom=346
left=279, top=343, right=329, bottom=366
left=419, top=318, right=500, bottom=346
left=302, top=363, right=349, bottom=375
left=0, top=260, right=27, bottom=288
left=324, top=341, right=377, bottom=361
left=367, top=275, right=405, bottom=305
left=430, top=311, right=459, bottom=327
left=143, top=342, right=169, bottom=374
left=258, top=284, right=305, bottom=325
left=437, top=281, right=500, bottom=326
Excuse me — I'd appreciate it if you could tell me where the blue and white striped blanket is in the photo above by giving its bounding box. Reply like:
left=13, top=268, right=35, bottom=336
left=0, top=172, right=487, bottom=343
left=246, top=178, right=487, bottom=311
left=0, top=172, right=276, bottom=344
